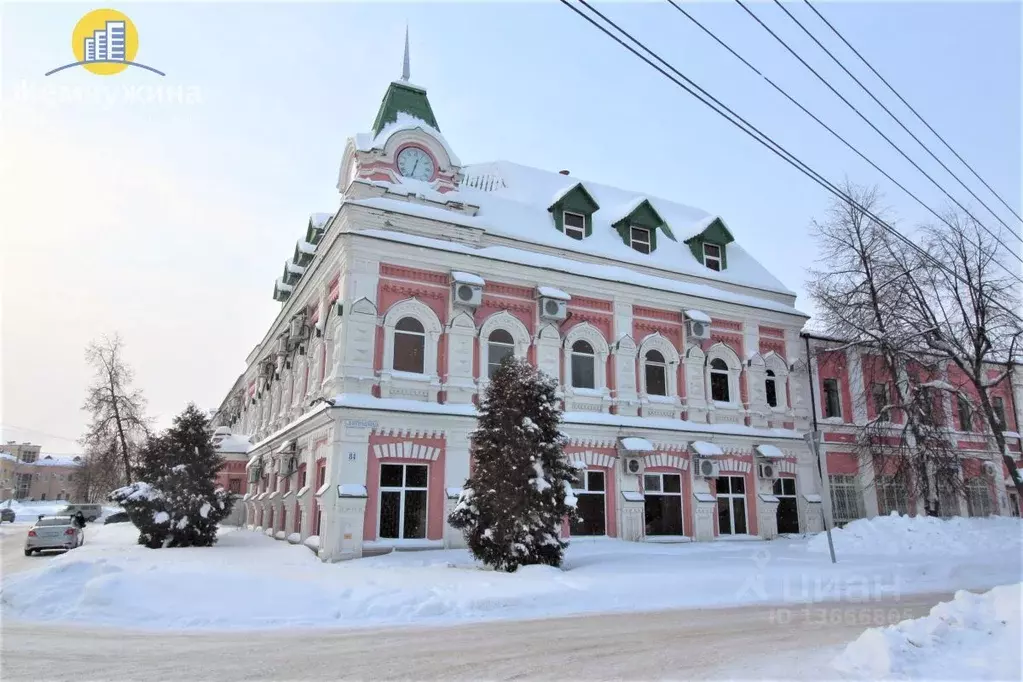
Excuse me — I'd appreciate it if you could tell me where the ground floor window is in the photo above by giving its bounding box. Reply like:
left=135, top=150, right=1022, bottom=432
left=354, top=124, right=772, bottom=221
left=1009, top=490, right=1021, bottom=518
left=280, top=509, right=287, bottom=533
left=379, top=463, right=428, bottom=540
left=876, top=475, right=910, bottom=516
left=228, top=478, right=241, bottom=494
left=773, top=477, right=799, bottom=534
left=829, top=475, right=863, bottom=526
left=716, top=475, right=748, bottom=535
left=571, top=469, right=606, bottom=536
left=965, top=478, right=993, bottom=517
left=937, top=477, right=960, bottom=518
left=644, top=473, right=683, bottom=536
left=294, top=504, right=302, bottom=533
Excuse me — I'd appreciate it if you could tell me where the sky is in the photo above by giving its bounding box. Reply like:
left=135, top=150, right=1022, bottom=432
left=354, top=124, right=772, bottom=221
left=1, top=1, right=1020, bottom=453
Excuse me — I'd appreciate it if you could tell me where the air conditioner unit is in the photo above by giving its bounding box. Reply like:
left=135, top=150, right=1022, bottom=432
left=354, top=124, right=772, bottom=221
left=687, top=319, right=711, bottom=340
left=452, top=282, right=483, bottom=307
left=623, top=457, right=644, bottom=475
left=758, top=462, right=776, bottom=480
left=982, top=460, right=998, bottom=477
left=540, top=297, right=568, bottom=321
left=694, top=457, right=719, bottom=478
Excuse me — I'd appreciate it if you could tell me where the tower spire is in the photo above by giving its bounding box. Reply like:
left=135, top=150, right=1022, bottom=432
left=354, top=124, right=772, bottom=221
left=401, top=26, right=410, bottom=81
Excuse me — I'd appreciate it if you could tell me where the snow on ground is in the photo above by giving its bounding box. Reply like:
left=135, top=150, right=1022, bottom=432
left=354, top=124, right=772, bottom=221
left=1, top=516, right=1020, bottom=631
left=808, top=512, right=1022, bottom=557
left=834, top=583, right=1022, bottom=680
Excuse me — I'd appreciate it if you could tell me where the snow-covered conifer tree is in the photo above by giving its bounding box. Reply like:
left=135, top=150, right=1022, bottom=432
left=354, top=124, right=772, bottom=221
left=111, top=403, right=233, bottom=548
left=448, top=357, right=576, bottom=571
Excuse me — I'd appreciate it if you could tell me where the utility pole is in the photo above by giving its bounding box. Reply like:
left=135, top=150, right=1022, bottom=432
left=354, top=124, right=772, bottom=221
left=804, top=430, right=837, bottom=563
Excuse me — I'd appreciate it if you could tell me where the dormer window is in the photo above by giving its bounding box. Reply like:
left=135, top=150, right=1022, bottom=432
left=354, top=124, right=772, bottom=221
left=703, top=243, right=722, bottom=271
left=629, top=226, right=652, bottom=254
left=563, top=211, right=586, bottom=240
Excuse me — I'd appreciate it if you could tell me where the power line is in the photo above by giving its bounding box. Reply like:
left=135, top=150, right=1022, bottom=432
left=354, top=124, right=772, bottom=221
left=0, top=424, right=80, bottom=444
left=663, top=0, right=1023, bottom=289
left=802, top=0, right=1023, bottom=226
left=772, top=0, right=1022, bottom=242
left=732, top=0, right=1023, bottom=270
left=557, top=0, right=1023, bottom=326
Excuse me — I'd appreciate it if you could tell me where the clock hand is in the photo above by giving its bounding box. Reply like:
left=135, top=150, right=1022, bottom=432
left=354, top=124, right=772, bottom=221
left=411, top=158, right=420, bottom=176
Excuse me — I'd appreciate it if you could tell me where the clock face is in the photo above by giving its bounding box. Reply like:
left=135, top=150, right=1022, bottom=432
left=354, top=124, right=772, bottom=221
left=396, top=146, right=435, bottom=181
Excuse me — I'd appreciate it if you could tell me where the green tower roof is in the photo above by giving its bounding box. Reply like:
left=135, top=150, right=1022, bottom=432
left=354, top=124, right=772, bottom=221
left=371, top=80, right=439, bottom=135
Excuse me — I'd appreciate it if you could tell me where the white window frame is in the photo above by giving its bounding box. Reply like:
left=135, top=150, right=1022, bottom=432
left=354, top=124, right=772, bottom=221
left=643, top=349, right=669, bottom=397
left=629, top=225, right=651, bottom=254
left=377, top=463, right=429, bottom=540
left=772, top=477, right=797, bottom=497
left=965, top=477, right=993, bottom=517
left=876, top=475, right=909, bottom=516
left=716, top=475, right=748, bottom=535
left=570, top=468, right=607, bottom=536
left=709, top=358, right=731, bottom=403
left=486, top=329, right=516, bottom=379
left=643, top=472, right=684, bottom=536
left=478, top=312, right=531, bottom=388
left=703, top=242, right=722, bottom=271
left=393, top=317, right=427, bottom=374
left=637, top=334, right=680, bottom=404
left=822, top=378, right=843, bottom=419
left=563, top=211, right=586, bottom=240
left=829, top=474, right=863, bottom=525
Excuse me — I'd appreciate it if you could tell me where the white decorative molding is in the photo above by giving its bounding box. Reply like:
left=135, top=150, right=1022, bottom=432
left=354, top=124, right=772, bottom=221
left=717, top=457, right=751, bottom=474
left=373, top=441, right=442, bottom=461
left=569, top=449, right=617, bottom=469
left=371, top=427, right=445, bottom=439
left=645, top=453, right=690, bottom=470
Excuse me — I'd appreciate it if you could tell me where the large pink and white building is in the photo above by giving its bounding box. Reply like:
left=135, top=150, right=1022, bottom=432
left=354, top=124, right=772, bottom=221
left=212, top=68, right=1022, bottom=561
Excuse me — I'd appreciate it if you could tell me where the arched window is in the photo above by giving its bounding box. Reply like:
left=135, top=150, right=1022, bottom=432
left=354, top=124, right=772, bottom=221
left=765, top=369, right=778, bottom=407
left=571, top=340, right=596, bottom=389
left=487, top=329, right=516, bottom=378
left=644, top=349, right=668, bottom=396
left=710, top=358, right=730, bottom=402
left=393, top=317, right=426, bottom=373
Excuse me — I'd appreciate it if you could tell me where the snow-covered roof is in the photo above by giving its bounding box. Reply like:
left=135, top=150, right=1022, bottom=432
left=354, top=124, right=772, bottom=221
left=354, top=112, right=462, bottom=167
left=537, top=286, right=571, bottom=301
left=691, top=441, right=724, bottom=457
left=620, top=437, right=656, bottom=452
left=354, top=228, right=804, bottom=317
left=34, top=455, right=82, bottom=467
left=444, top=161, right=792, bottom=295
left=451, top=271, right=485, bottom=286
left=0, top=452, right=17, bottom=463
left=215, top=433, right=252, bottom=454
left=309, top=212, right=332, bottom=230
left=685, top=309, right=711, bottom=324
left=755, top=444, right=786, bottom=460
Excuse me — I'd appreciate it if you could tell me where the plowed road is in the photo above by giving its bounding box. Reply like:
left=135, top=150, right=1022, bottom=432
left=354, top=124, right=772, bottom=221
left=1, top=593, right=948, bottom=680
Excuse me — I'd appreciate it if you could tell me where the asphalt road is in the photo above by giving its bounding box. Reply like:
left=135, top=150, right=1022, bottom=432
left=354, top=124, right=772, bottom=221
left=0, top=593, right=949, bottom=681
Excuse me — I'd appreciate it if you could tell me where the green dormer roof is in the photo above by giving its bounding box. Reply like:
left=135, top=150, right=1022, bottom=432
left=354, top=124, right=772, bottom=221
left=683, top=217, right=734, bottom=246
left=372, top=81, right=439, bottom=135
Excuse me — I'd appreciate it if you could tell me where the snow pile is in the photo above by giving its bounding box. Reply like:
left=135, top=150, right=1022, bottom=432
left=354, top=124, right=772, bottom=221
left=833, top=583, right=1022, bottom=680
left=807, top=513, right=1023, bottom=557
left=4, top=520, right=1022, bottom=631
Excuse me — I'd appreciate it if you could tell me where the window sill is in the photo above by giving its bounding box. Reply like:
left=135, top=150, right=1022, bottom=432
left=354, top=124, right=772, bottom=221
left=386, top=371, right=435, bottom=383
left=364, top=538, right=443, bottom=551
left=569, top=387, right=607, bottom=397
left=643, top=394, right=678, bottom=404
left=712, top=401, right=740, bottom=409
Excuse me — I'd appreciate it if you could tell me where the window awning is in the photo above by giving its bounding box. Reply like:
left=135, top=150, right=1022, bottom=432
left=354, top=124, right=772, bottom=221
left=620, top=437, right=655, bottom=452
left=621, top=491, right=644, bottom=502
left=537, top=286, right=571, bottom=301
left=314, top=482, right=331, bottom=497
left=691, top=441, right=724, bottom=457
left=337, top=483, right=368, bottom=498
left=803, top=493, right=822, bottom=503
left=684, top=309, right=711, bottom=323
left=756, top=444, right=786, bottom=460
left=295, top=485, right=311, bottom=499
left=693, top=492, right=716, bottom=503
left=758, top=493, right=780, bottom=504
left=276, top=440, right=294, bottom=454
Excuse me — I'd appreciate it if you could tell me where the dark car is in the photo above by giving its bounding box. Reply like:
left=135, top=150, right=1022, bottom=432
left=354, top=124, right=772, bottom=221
left=0, top=507, right=15, bottom=523
left=103, top=511, right=131, bottom=525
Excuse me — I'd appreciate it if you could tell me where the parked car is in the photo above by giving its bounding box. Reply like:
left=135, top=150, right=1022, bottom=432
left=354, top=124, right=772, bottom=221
left=103, top=511, right=130, bottom=525
left=24, top=516, right=84, bottom=556
left=0, top=507, right=15, bottom=523
left=59, top=503, right=103, bottom=522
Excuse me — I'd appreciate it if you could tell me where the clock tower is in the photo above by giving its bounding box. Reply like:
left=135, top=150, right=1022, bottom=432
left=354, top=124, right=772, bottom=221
left=337, top=30, right=463, bottom=195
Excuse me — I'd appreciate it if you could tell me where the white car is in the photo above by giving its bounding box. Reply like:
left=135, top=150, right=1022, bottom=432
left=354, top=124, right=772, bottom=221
left=24, top=516, right=84, bottom=556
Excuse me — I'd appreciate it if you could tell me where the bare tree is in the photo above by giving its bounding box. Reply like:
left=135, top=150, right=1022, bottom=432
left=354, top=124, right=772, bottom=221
left=808, top=182, right=967, bottom=515
left=81, top=334, right=150, bottom=486
left=902, top=210, right=1023, bottom=501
